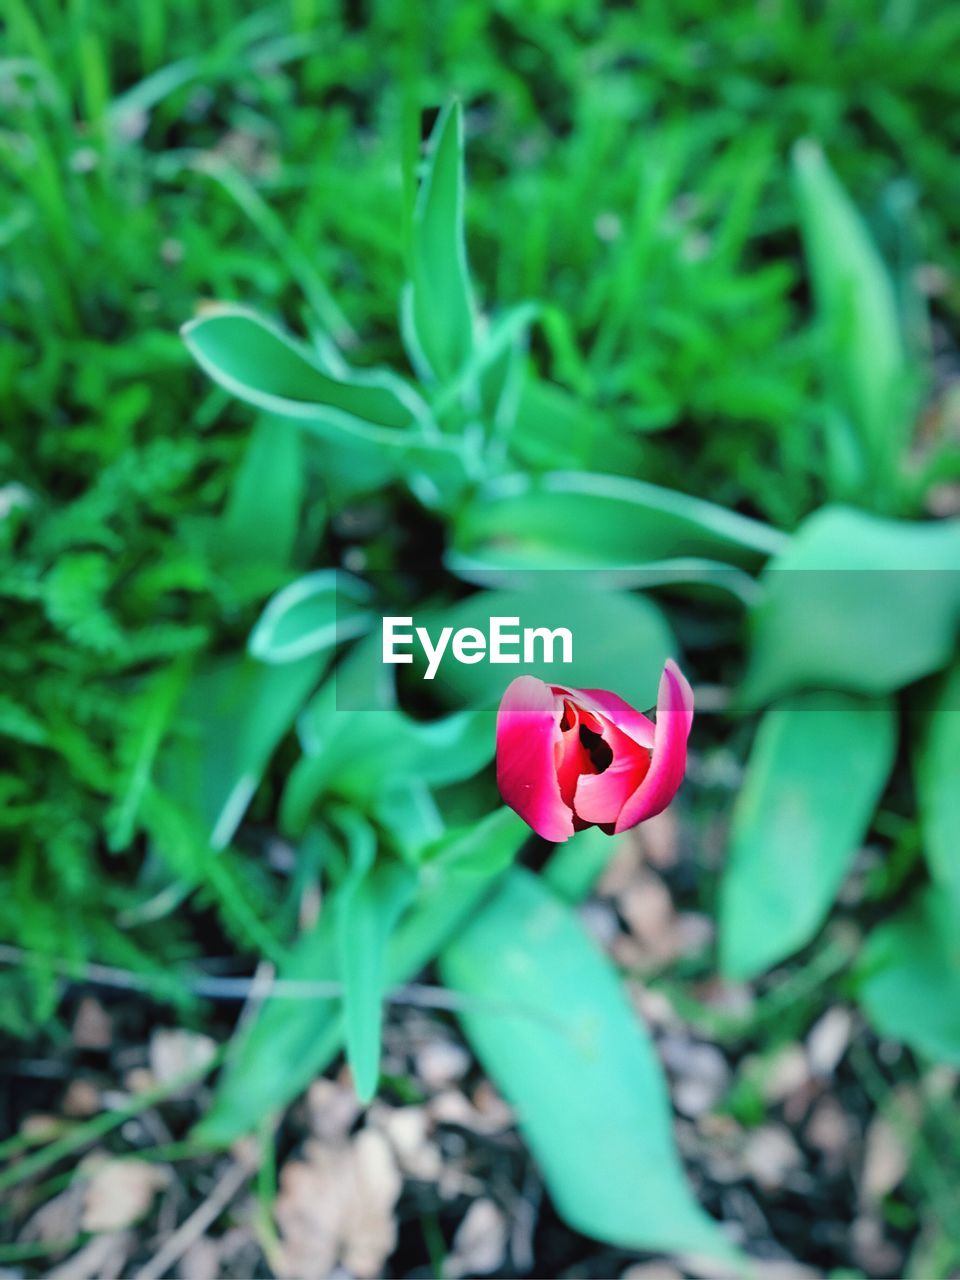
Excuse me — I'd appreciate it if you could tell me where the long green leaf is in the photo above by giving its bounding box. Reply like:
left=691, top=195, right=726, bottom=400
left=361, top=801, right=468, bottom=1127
left=914, top=660, right=960, bottom=909
left=337, top=854, right=416, bottom=1103
left=450, top=471, right=787, bottom=576
left=720, top=692, right=896, bottom=980
left=183, top=306, right=427, bottom=430
left=405, top=101, right=474, bottom=383
left=793, top=141, right=910, bottom=502
left=160, top=649, right=329, bottom=850
left=440, top=869, right=730, bottom=1259
left=193, top=810, right=526, bottom=1146
left=216, top=415, right=303, bottom=570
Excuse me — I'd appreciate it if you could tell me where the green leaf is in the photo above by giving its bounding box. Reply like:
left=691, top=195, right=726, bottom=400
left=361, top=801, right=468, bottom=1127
left=793, top=141, right=910, bottom=500
left=216, top=415, right=303, bottom=570
left=183, top=306, right=426, bottom=429
left=719, top=692, right=896, bottom=981
left=337, top=853, right=416, bottom=1103
left=373, top=782, right=445, bottom=865
left=404, top=101, right=474, bottom=383
left=544, top=826, right=623, bottom=903
left=914, top=660, right=960, bottom=908
left=508, top=377, right=645, bottom=475
left=282, top=695, right=496, bottom=835
left=740, top=506, right=960, bottom=709
left=422, top=807, right=529, bottom=879
left=161, top=649, right=329, bottom=850
left=859, top=886, right=960, bottom=1063
left=450, top=471, right=787, bottom=577
left=192, top=885, right=343, bottom=1146
left=439, top=869, right=729, bottom=1258
left=182, top=308, right=463, bottom=497
left=417, top=582, right=674, bottom=712
left=195, top=810, right=526, bottom=1146
left=248, top=571, right=372, bottom=665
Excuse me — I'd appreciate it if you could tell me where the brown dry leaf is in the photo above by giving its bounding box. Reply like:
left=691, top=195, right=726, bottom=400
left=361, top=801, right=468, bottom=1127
left=19, top=1181, right=86, bottom=1244
left=82, top=1158, right=169, bottom=1232
left=47, top=1231, right=132, bottom=1280
left=124, top=1067, right=156, bottom=1095
left=72, top=997, right=112, bottom=1050
left=414, top=1038, right=471, bottom=1090
left=369, top=1104, right=443, bottom=1181
left=20, top=1113, right=63, bottom=1141
left=851, top=1214, right=904, bottom=1276
left=177, top=1235, right=220, bottom=1280
left=672, top=911, right=714, bottom=959
left=617, top=869, right=676, bottom=964
left=445, top=1198, right=508, bottom=1277
left=306, top=1077, right=361, bottom=1143
left=149, top=1028, right=218, bottom=1094
left=621, top=1264, right=684, bottom=1280
left=473, top=1080, right=515, bottom=1131
left=637, top=808, right=680, bottom=869
left=275, top=1129, right=401, bottom=1280
left=659, top=1036, right=730, bottom=1119
left=597, top=830, right=644, bottom=896
left=629, top=983, right=682, bottom=1031
left=806, top=1095, right=854, bottom=1162
left=429, top=1086, right=514, bottom=1136
left=860, top=1115, right=909, bottom=1204
left=806, top=1007, right=853, bottom=1078
left=759, top=1045, right=810, bottom=1105
left=926, top=482, right=960, bottom=518
left=62, top=1080, right=101, bottom=1118
left=742, top=1125, right=804, bottom=1190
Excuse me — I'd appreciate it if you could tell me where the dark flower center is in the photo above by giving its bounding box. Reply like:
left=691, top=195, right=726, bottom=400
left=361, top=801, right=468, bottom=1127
left=579, top=723, right=613, bottom=774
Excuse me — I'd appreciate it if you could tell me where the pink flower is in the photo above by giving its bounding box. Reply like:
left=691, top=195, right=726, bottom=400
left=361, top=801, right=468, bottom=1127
left=495, top=660, right=694, bottom=842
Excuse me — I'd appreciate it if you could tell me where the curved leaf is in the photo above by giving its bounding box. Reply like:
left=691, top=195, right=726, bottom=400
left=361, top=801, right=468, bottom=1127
left=282, top=698, right=496, bottom=835
left=183, top=306, right=427, bottom=430
left=859, top=886, right=960, bottom=1063
left=450, top=471, right=787, bottom=576
left=249, top=571, right=372, bottom=665
left=740, top=506, right=960, bottom=709
left=182, top=309, right=465, bottom=499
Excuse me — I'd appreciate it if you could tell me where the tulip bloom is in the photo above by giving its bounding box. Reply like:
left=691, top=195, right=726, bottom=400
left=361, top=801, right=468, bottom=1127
left=496, top=660, right=693, bottom=842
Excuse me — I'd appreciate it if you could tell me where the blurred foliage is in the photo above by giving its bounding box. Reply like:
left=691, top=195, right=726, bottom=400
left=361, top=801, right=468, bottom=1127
left=2, top=0, right=960, bottom=1267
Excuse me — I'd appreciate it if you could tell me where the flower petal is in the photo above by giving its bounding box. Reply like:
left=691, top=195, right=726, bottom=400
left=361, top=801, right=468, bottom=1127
left=496, top=676, right=575, bottom=842
left=554, top=701, right=594, bottom=811
left=614, top=660, right=694, bottom=833
left=573, top=719, right=650, bottom=827
left=552, top=684, right=655, bottom=749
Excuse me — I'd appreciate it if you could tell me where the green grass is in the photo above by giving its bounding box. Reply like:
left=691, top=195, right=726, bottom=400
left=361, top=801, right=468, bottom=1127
left=3, top=0, right=957, bottom=1019
left=2, top=2, right=959, bottom=1265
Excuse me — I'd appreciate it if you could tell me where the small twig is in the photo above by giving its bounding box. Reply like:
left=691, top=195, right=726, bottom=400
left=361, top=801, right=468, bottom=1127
left=0, top=944, right=555, bottom=1021
left=134, top=1159, right=250, bottom=1280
